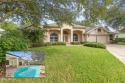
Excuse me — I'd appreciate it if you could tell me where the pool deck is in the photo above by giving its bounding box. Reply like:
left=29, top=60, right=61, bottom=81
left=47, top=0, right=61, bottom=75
left=6, top=66, right=27, bottom=77
left=40, top=66, right=45, bottom=77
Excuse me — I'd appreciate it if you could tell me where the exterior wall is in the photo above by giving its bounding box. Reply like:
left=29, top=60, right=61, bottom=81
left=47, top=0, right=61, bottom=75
left=85, top=35, right=108, bottom=43
left=115, top=33, right=125, bottom=38
left=73, top=31, right=83, bottom=41
left=44, top=30, right=61, bottom=42
left=63, top=29, right=71, bottom=43
left=44, top=24, right=85, bottom=43
left=86, top=28, right=109, bottom=43
left=89, top=28, right=108, bottom=34
left=44, top=25, right=111, bottom=44
left=6, top=54, right=26, bottom=67
left=6, top=58, right=18, bottom=67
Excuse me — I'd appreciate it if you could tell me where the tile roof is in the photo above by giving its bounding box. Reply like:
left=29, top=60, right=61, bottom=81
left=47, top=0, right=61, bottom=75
left=47, top=23, right=86, bottom=28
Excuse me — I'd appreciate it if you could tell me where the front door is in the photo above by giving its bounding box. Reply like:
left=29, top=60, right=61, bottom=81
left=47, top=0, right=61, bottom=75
left=63, top=35, right=68, bottom=42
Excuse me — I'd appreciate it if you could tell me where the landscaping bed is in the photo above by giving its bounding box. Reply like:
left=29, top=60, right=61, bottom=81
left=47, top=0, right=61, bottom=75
left=84, top=42, right=106, bottom=49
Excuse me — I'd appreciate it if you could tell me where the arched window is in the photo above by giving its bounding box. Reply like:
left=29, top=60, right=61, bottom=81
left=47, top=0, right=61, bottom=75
left=50, top=33, right=58, bottom=42
left=73, top=34, right=78, bottom=41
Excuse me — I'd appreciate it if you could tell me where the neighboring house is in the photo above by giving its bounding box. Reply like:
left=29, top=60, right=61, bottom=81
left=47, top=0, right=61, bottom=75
left=115, top=33, right=125, bottom=38
left=115, top=30, right=125, bottom=38
left=44, top=23, right=115, bottom=44
left=6, top=53, right=28, bottom=68
left=115, top=28, right=125, bottom=38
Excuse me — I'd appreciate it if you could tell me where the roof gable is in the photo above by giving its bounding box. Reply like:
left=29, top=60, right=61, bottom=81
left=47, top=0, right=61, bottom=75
left=85, top=26, right=109, bottom=33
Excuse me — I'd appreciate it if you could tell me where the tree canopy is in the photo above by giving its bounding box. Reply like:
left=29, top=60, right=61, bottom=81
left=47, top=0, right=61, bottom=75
left=0, top=21, right=18, bottom=30
left=0, top=0, right=113, bottom=26
left=0, top=0, right=79, bottom=25
left=106, top=0, right=125, bottom=31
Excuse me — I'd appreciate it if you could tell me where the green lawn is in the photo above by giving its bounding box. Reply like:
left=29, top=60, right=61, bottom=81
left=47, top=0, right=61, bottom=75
left=2, top=46, right=125, bottom=83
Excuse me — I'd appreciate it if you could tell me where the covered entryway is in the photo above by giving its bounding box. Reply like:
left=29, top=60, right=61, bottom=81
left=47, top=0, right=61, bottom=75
left=63, top=29, right=70, bottom=43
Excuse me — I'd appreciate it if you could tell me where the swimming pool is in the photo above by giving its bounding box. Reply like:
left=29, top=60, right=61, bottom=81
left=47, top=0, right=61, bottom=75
left=14, top=66, right=41, bottom=78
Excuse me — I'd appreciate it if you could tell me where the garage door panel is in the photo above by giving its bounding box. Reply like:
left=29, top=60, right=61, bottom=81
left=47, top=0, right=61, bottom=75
left=97, top=36, right=107, bottom=43
left=87, top=35, right=107, bottom=43
left=87, top=36, right=96, bottom=42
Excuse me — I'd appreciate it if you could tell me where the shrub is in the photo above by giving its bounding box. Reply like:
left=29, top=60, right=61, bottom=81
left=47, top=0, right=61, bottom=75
left=71, top=41, right=81, bottom=45
left=0, top=30, right=30, bottom=59
left=30, top=43, right=44, bottom=48
left=84, top=42, right=106, bottom=49
left=112, top=40, right=118, bottom=44
left=80, top=41, right=88, bottom=44
left=21, top=28, right=45, bottom=44
left=56, top=42, right=66, bottom=45
left=115, top=38, right=125, bottom=43
left=45, top=42, right=66, bottom=46
left=44, top=42, right=52, bottom=46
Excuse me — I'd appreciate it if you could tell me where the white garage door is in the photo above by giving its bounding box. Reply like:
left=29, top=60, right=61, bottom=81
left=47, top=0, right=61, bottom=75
left=97, top=36, right=107, bottom=43
left=87, top=35, right=107, bottom=43
left=87, top=36, right=96, bottom=42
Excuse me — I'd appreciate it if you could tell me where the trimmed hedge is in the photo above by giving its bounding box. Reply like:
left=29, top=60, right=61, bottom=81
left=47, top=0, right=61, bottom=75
left=45, top=42, right=66, bottom=46
left=31, top=42, right=66, bottom=47
left=30, top=43, right=45, bottom=47
left=44, top=42, right=52, bottom=46
left=84, top=42, right=106, bottom=49
left=52, top=42, right=66, bottom=45
left=113, top=38, right=125, bottom=43
left=118, top=42, right=125, bottom=45
left=71, top=41, right=81, bottom=45
left=80, top=41, right=88, bottom=44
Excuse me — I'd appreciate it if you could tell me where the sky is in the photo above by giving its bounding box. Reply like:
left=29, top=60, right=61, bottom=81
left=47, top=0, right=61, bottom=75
left=7, top=51, right=32, bottom=61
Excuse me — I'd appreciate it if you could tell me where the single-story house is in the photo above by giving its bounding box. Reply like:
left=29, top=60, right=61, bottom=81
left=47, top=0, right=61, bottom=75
left=44, top=23, right=115, bottom=44
left=6, top=53, right=28, bottom=68
left=115, top=32, right=125, bottom=38
left=115, top=28, right=125, bottom=38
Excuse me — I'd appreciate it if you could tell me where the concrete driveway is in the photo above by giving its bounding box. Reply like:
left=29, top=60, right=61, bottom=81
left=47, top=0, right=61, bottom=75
left=107, top=44, right=125, bottom=64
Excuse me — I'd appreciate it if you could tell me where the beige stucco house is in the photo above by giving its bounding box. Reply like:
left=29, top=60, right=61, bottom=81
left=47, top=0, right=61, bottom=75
left=44, top=23, right=115, bottom=44
left=6, top=53, right=28, bottom=68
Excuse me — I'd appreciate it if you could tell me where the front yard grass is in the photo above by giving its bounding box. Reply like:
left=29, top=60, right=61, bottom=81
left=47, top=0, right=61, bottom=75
left=1, top=46, right=125, bottom=83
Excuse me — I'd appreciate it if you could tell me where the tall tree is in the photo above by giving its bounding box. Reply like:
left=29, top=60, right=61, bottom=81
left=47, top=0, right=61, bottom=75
left=106, top=0, right=125, bottom=31
left=0, top=0, right=79, bottom=25
left=0, top=0, right=113, bottom=26
left=0, top=21, right=18, bottom=30
left=77, top=0, right=112, bottom=23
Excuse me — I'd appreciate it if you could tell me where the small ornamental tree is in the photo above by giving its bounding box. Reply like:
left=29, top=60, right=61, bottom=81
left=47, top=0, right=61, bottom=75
left=20, top=26, right=45, bottom=47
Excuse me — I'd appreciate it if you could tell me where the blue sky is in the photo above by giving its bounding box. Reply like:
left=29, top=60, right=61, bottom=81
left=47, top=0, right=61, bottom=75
left=7, top=51, right=32, bottom=60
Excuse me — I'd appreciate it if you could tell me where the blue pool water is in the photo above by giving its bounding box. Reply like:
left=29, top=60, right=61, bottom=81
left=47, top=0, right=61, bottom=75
left=14, top=66, right=41, bottom=78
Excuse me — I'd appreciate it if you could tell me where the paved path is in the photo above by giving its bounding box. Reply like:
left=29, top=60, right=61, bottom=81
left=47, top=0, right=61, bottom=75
left=107, top=44, right=125, bottom=64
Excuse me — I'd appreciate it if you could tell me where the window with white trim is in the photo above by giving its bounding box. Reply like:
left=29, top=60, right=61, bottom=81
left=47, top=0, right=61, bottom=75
left=73, top=34, right=78, bottom=41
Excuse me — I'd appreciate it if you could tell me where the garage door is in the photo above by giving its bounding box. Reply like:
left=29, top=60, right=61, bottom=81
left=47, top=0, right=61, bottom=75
left=97, top=36, right=107, bottom=43
left=87, top=36, right=96, bottom=42
left=87, top=35, right=107, bottom=43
